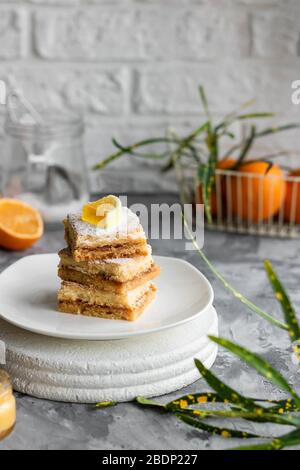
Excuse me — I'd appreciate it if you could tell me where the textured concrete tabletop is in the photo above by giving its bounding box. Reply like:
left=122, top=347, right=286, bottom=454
left=1, top=194, right=299, bottom=450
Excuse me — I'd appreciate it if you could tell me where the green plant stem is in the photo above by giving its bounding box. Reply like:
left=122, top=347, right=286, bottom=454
left=183, top=219, right=288, bottom=331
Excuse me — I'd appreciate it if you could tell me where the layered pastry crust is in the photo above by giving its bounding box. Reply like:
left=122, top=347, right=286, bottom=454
left=58, top=263, right=160, bottom=293
left=58, top=283, right=156, bottom=321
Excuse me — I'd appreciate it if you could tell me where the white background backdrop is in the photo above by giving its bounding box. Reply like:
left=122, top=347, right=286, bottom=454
left=0, top=0, right=300, bottom=193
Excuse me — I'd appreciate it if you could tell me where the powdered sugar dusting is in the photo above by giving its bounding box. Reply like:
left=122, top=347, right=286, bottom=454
left=68, top=207, right=144, bottom=241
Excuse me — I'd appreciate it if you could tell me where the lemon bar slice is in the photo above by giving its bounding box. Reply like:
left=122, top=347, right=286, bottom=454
left=64, top=207, right=148, bottom=262
left=58, top=262, right=160, bottom=293
left=58, top=282, right=157, bottom=321
left=58, top=246, right=154, bottom=282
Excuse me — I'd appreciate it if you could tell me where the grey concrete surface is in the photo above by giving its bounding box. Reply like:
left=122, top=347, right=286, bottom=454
left=1, top=193, right=300, bottom=450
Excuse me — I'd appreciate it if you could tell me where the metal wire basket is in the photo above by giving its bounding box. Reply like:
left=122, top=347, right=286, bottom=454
left=175, top=157, right=300, bottom=238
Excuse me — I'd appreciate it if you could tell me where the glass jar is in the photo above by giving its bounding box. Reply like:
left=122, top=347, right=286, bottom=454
left=0, top=370, right=16, bottom=440
left=2, top=112, right=89, bottom=225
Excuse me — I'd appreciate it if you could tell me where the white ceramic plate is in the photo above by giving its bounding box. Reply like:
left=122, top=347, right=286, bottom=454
left=0, top=254, right=214, bottom=341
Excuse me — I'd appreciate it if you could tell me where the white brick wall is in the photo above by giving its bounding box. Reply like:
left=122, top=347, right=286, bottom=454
left=0, top=9, right=27, bottom=59
left=0, top=0, right=299, bottom=194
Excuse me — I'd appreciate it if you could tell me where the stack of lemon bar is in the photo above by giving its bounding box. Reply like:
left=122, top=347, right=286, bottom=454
left=57, top=197, right=160, bottom=321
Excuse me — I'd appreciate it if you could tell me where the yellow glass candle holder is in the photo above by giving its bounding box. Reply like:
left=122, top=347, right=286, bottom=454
left=0, top=370, right=16, bottom=440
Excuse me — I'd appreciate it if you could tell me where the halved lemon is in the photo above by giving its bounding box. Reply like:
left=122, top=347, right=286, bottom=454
left=0, top=198, right=44, bottom=251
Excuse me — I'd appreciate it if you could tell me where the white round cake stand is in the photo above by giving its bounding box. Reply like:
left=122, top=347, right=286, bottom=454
left=0, top=307, right=218, bottom=403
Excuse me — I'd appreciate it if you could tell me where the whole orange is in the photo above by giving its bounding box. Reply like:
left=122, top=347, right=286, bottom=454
left=196, top=159, right=236, bottom=218
left=284, top=169, right=300, bottom=224
left=229, top=161, right=286, bottom=223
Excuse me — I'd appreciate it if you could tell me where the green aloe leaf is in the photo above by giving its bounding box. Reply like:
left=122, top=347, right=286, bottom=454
left=112, top=137, right=170, bottom=160
left=135, top=396, right=166, bottom=410
left=176, top=406, right=300, bottom=426
left=264, top=259, right=300, bottom=343
left=198, top=130, right=218, bottom=224
left=198, top=85, right=211, bottom=121
left=167, top=392, right=224, bottom=409
left=168, top=392, right=298, bottom=411
left=217, top=112, right=274, bottom=134
left=188, top=145, right=202, bottom=164
left=95, top=401, right=117, bottom=408
left=233, top=124, right=256, bottom=169
left=196, top=90, right=216, bottom=225
left=161, top=157, right=176, bottom=173
left=198, top=163, right=214, bottom=223
left=93, top=137, right=172, bottom=170
left=231, top=428, right=300, bottom=450
left=223, top=131, right=235, bottom=139
left=237, top=112, right=274, bottom=120
left=175, top=412, right=262, bottom=439
left=137, top=393, right=296, bottom=422
left=194, top=359, right=263, bottom=412
left=188, top=121, right=210, bottom=141
left=221, top=123, right=299, bottom=161
left=256, top=123, right=300, bottom=138
left=209, top=336, right=300, bottom=408
left=162, top=122, right=208, bottom=173
left=93, top=149, right=124, bottom=170
left=215, top=99, right=256, bottom=132
left=267, top=398, right=300, bottom=413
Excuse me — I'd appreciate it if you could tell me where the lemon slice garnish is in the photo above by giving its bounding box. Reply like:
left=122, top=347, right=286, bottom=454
left=82, top=195, right=122, bottom=228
